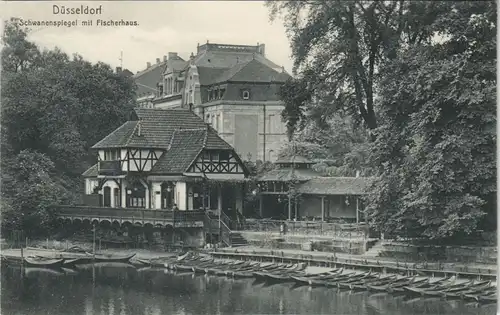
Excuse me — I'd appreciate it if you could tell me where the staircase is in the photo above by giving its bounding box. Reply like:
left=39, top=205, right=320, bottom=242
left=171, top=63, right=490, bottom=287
left=229, top=232, right=248, bottom=247
left=363, top=240, right=385, bottom=257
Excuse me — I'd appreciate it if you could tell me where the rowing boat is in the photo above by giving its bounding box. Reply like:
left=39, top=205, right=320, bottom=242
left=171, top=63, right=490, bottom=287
left=213, top=262, right=254, bottom=276
left=367, top=277, right=427, bottom=293
left=62, top=257, right=93, bottom=267
left=290, top=270, right=343, bottom=285
left=337, top=271, right=376, bottom=289
left=348, top=275, right=398, bottom=291
left=93, top=253, right=136, bottom=263
left=24, top=257, right=64, bottom=268
left=231, top=263, right=281, bottom=278
left=205, top=261, right=246, bottom=274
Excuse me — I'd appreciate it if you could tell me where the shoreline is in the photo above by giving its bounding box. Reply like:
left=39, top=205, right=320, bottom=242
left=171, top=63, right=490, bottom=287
left=2, top=239, right=496, bottom=278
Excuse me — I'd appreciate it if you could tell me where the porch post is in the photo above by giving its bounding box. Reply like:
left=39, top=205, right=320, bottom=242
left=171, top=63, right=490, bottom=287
left=121, top=180, right=127, bottom=208
left=217, top=183, right=222, bottom=214
left=110, top=187, right=115, bottom=208
left=288, top=194, right=292, bottom=220
left=259, top=195, right=263, bottom=217
left=356, top=196, right=359, bottom=224
left=294, top=197, right=298, bottom=220
left=321, top=196, right=325, bottom=222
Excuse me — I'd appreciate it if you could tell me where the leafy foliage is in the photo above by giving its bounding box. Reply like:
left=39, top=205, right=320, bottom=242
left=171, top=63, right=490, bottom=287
left=366, top=1, right=496, bottom=239
left=1, top=18, right=137, bottom=236
left=269, top=1, right=496, bottom=239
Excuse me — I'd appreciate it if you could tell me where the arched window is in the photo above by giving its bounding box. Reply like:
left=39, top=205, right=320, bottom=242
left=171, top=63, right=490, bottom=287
left=161, top=182, right=175, bottom=209
left=114, top=188, right=120, bottom=207
left=127, top=181, right=146, bottom=208
left=242, top=90, right=250, bottom=100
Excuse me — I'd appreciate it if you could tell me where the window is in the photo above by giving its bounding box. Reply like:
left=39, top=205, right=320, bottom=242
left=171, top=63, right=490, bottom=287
left=242, top=90, right=250, bottom=100
left=104, top=149, right=119, bottom=161
left=219, top=88, right=226, bottom=99
left=220, top=151, right=229, bottom=161
left=206, top=114, right=210, bottom=123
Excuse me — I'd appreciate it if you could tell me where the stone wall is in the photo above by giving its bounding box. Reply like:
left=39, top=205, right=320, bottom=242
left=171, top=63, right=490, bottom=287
left=237, top=231, right=367, bottom=255
left=379, top=241, right=497, bottom=264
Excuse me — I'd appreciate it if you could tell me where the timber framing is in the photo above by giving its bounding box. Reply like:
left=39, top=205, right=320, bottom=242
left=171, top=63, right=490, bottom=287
left=187, top=149, right=245, bottom=175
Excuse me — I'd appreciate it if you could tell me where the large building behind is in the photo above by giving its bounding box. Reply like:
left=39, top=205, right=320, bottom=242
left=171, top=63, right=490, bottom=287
left=133, top=42, right=290, bottom=162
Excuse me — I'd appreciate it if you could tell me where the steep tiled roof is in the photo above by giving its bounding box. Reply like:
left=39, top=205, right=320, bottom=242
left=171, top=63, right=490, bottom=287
left=92, top=121, right=138, bottom=149
left=210, top=59, right=290, bottom=85
left=82, top=164, right=98, bottom=177
left=163, top=56, right=187, bottom=74
left=149, top=126, right=233, bottom=175
left=197, top=67, right=227, bottom=85
left=297, top=177, right=374, bottom=195
left=150, top=128, right=206, bottom=174
left=92, top=109, right=210, bottom=149
left=133, top=62, right=166, bottom=97
left=91, top=108, right=238, bottom=175
left=193, top=50, right=282, bottom=71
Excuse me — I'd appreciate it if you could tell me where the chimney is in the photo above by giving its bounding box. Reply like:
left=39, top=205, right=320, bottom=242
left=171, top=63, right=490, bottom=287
left=258, top=43, right=266, bottom=56
left=137, top=121, right=142, bottom=137
left=156, top=58, right=160, bottom=64
left=116, top=67, right=122, bottom=73
left=146, top=62, right=151, bottom=68
left=168, top=52, right=178, bottom=59
left=163, top=55, right=167, bottom=62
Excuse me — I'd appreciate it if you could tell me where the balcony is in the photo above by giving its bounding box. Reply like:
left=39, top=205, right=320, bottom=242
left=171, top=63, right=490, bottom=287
left=55, top=206, right=205, bottom=228
left=98, top=160, right=123, bottom=176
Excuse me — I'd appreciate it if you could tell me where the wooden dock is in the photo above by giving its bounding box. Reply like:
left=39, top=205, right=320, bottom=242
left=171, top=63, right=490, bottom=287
left=210, top=249, right=497, bottom=280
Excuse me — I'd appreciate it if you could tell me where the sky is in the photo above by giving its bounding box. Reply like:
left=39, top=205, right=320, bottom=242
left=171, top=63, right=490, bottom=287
left=1, top=1, right=294, bottom=74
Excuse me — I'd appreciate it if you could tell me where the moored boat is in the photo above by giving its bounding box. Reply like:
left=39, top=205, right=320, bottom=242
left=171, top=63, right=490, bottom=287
left=93, top=253, right=136, bottom=263
left=62, top=257, right=93, bottom=267
left=24, top=257, right=64, bottom=268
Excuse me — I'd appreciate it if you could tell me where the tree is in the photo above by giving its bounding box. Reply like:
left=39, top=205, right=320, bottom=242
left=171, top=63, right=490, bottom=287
left=1, top=18, right=137, bottom=235
left=267, top=0, right=452, bottom=137
left=367, top=1, right=496, bottom=239
left=278, top=115, right=373, bottom=177
left=1, top=150, right=67, bottom=237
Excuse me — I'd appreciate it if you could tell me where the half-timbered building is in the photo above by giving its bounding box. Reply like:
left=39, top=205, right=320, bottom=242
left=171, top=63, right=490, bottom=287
left=82, top=107, right=249, bottom=216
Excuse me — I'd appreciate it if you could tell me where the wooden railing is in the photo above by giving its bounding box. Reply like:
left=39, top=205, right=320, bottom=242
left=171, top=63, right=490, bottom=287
left=55, top=205, right=204, bottom=225
left=98, top=160, right=123, bottom=176
left=220, top=220, right=232, bottom=247
left=238, top=219, right=369, bottom=238
left=220, top=211, right=233, bottom=229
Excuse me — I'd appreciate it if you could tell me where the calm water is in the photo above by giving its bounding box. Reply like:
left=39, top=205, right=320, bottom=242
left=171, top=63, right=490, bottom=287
left=1, top=264, right=497, bottom=315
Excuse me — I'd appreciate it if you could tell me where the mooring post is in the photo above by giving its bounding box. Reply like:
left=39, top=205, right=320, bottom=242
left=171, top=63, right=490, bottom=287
left=20, top=246, right=24, bottom=271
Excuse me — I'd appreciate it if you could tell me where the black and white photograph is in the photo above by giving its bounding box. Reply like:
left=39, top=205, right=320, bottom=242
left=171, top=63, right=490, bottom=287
left=0, top=1, right=497, bottom=314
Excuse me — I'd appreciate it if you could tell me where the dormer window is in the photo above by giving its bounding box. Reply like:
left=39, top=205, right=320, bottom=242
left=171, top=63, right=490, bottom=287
left=157, top=83, right=164, bottom=97
left=104, top=149, right=119, bottom=161
left=242, top=90, right=250, bottom=100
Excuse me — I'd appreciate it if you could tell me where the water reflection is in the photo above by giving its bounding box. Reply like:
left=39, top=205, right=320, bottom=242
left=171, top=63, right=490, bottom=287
left=1, top=265, right=496, bottom=315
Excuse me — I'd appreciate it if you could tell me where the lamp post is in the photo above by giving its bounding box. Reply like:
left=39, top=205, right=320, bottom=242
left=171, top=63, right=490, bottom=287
left=92, top=224, right=96, bottom=260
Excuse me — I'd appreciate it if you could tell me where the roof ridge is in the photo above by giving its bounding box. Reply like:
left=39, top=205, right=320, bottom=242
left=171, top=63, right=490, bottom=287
left=125, top=120, right=140, bottom=146
left=202, top=124, right=209, bottom=148
left=177, top=127, right=206, bottom=132
left=133, top=61, right=167, bottom=78
left=92, top=121, right=133, bottom=148
left=167, top=129, right=179, bottom=151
